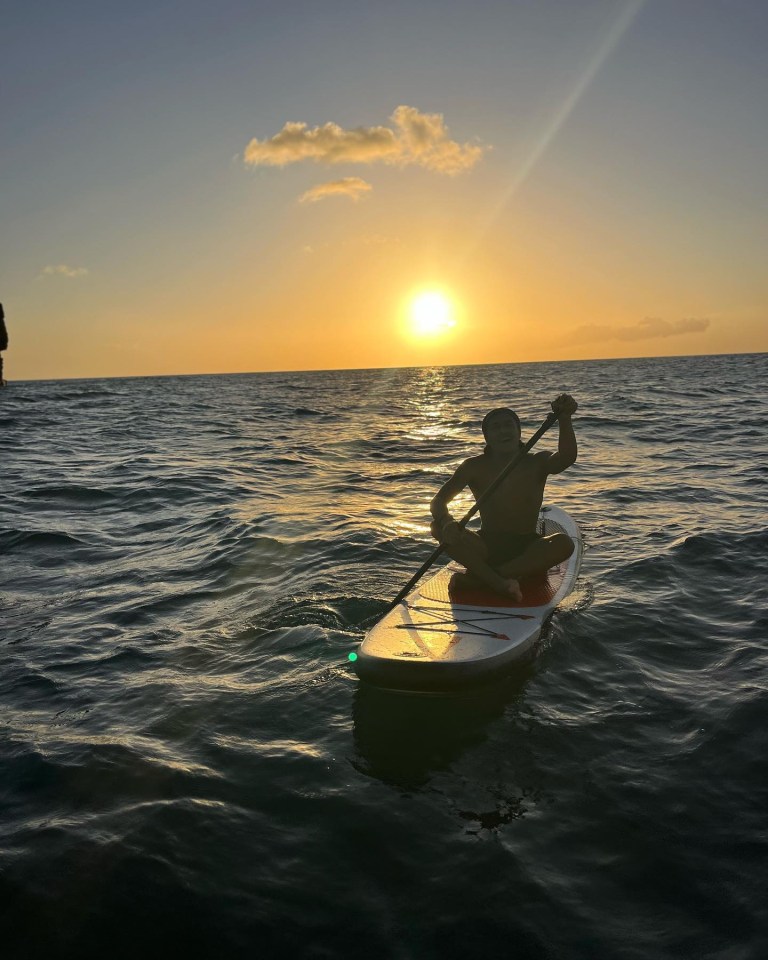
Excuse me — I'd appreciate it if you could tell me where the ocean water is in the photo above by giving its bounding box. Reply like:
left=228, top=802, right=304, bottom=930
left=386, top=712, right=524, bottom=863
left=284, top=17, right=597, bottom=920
left=1, top=353, right=767, bottom=959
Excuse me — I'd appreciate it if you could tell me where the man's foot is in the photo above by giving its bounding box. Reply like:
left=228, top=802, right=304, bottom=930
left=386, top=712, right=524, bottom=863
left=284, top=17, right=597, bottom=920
left=501, top=578, right=523, bottom=602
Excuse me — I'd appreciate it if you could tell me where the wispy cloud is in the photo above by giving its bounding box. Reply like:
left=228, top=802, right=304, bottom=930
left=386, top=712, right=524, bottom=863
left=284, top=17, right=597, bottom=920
left=299, top=177, right=373, bottom=204
left=356, top=233, right=398, bottom=246
left=244, top=105, right=486, bottom=175
left=40, top=264, right=89, bottom=279
left=567, top=317, right=711, bottom=344
left=301, top=233, right=399, bottom=255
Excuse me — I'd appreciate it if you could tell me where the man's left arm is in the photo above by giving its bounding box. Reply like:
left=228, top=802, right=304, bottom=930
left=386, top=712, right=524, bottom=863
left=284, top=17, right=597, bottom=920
left=543, top=394, right=578, bottom=475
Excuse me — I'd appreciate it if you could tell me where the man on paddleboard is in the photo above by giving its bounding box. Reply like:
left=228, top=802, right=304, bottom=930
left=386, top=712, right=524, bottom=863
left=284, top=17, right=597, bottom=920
left=0, top=303, right=8, bottom=387
left=430, top=394, right=578, bottom=600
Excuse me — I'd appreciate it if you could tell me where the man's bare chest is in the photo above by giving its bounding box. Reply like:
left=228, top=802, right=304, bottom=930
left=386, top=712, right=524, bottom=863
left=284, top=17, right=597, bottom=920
left=469, top=457, right=543, bottom=500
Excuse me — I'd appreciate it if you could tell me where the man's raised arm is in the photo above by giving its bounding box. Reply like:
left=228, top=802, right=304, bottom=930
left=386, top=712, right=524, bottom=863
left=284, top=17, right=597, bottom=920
left=543, top=394, right=578, bottom=475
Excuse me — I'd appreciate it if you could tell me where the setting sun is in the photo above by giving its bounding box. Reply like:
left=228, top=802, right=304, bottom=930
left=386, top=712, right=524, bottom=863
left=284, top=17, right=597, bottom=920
left=409, top=291, right=456, bottom=337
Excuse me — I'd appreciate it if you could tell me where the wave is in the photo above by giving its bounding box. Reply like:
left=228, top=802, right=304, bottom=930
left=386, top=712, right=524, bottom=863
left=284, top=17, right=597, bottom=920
left=0, top=529, right=90, bottom=551
left=48, top=388, right=122, bottom=400
left=250, top=596, right=354, bottom=632
left=670, top=529, right=768, bottom=563
left=291, top=407, right=329, bottom=418
left=600, top=527, right=761, bottom=586
left=24, top=484, right=119, bottom=504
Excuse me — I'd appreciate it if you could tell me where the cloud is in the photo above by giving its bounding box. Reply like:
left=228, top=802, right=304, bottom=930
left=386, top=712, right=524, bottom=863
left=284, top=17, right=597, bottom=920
left=390, top=105, right=486, bottom=174
left=299, top=177, right=373, bottom=204
left=301, top=233, right=399, bottom=255
left=568, top=317, right=711, bottom=344
left=40, top=264, right=89, bottom=279
left=244, top=105, right=485, bottom=175
left=356, top=233, right=399, bottom=246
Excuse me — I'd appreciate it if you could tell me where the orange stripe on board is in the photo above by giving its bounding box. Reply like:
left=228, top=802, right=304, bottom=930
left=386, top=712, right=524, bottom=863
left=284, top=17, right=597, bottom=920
left=419, top=567, right=564, bottom=608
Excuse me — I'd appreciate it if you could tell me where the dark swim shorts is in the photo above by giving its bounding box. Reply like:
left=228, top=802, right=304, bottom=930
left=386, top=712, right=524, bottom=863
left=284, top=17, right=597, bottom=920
left=478, top=529, right=542, bottom=569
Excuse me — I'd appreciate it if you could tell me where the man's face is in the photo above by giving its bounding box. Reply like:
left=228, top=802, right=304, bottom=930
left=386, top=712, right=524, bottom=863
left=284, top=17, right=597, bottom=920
left=484, top=412, right=521, bottom=451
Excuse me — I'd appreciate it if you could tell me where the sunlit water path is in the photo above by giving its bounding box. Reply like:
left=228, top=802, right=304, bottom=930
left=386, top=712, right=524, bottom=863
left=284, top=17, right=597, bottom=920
left=2, top=354, right=767, bottom=958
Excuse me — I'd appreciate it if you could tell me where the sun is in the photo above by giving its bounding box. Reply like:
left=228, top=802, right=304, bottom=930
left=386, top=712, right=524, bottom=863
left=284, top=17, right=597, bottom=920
left=408, top=291, right=456, bottom=337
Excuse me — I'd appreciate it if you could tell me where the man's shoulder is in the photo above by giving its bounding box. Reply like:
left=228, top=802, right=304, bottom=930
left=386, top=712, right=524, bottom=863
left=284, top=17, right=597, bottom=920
left=446, top=454, right=481, bottom=479
left=457, top=453, right=496, bottom=481
left=460, top=453, right=486, bottom=471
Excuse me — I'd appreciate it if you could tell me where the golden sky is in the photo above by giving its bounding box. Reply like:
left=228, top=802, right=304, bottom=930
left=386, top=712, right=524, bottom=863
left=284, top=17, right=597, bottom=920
left=2, top=0, right=766, bottom=380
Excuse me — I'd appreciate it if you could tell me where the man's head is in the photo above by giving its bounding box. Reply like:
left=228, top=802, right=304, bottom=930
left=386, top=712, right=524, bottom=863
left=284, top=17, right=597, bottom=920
left=482, top=407, right=521, bottom=454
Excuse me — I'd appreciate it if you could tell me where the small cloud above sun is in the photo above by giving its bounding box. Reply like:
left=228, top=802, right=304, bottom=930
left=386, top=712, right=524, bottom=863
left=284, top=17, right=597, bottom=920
left=406, top=290, right=457, bottom=339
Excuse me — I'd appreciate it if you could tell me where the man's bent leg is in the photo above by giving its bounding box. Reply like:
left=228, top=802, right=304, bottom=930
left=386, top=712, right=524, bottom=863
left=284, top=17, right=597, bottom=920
left=497, top=533, right=574, bottom=580
left=430, top=522, right=522, bottom=600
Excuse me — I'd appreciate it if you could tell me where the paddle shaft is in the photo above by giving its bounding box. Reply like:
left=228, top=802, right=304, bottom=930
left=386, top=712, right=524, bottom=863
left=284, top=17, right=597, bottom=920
left=384, top=411, right=560, bottom=614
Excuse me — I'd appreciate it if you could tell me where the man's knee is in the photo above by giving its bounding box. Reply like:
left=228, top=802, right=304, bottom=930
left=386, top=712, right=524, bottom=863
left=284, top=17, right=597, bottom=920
left=431, top=522, right=488, bottom=561
left=550, top=533, right=574, bottom=561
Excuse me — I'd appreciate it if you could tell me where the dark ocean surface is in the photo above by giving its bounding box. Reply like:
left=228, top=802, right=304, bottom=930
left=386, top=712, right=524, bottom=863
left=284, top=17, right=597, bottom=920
left=1, top=353, right=767, bottom=959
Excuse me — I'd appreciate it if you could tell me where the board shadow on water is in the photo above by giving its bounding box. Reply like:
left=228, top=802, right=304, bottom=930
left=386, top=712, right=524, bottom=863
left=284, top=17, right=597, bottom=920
left=350, top=664, right=536, bottom=792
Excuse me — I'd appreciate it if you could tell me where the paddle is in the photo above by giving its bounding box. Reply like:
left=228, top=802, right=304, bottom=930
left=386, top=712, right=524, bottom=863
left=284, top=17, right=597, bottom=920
left=382, top=409, right=560, bottom=616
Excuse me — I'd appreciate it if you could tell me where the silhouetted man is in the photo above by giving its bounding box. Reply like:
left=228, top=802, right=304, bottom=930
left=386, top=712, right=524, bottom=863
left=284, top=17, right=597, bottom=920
left=430, top=395, right=578, bottom=599
left=0, top=303, right=7, bottom=387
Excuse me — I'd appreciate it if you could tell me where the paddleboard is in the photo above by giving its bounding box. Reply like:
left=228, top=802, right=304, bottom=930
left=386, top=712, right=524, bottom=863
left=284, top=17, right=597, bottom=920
left=354, top=505, right=582, bottom=691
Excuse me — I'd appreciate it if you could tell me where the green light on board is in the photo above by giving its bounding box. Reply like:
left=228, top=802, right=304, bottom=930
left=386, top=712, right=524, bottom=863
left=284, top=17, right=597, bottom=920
left=348, top=651, right=358, bottom=662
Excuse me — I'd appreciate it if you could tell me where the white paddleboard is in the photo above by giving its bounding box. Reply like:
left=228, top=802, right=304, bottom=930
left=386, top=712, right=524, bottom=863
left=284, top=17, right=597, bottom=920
left=354, top=506, right=582, bottom=691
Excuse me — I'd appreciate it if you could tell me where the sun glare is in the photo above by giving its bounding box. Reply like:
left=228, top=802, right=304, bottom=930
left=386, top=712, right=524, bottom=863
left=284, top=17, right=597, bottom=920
left=409, top=291, right=456, bottom=337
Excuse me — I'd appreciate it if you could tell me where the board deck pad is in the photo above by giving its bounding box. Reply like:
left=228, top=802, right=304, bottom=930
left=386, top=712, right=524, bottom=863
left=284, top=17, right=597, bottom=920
left=418, top=565, right=565, bottom=608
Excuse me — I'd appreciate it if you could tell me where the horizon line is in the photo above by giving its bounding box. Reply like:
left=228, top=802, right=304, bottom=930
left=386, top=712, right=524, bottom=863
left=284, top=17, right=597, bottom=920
left=11, top=349, right=766, bottom=384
